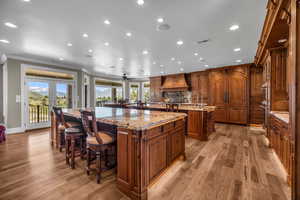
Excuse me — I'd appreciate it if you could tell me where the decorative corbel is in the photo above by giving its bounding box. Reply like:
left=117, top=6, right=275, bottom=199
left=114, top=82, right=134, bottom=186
left=282, top=8, right=291, bottom=24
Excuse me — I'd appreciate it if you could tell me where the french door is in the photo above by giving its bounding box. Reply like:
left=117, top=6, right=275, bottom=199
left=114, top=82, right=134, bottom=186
left=25, top=77, right=75, bottom=129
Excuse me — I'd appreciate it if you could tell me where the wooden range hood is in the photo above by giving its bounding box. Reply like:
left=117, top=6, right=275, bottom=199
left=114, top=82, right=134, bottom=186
left=161, top=74, right=189, bottom=91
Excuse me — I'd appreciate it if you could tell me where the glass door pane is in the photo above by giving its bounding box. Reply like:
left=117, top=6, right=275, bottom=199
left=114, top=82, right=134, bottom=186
left=56, top=83, right=73, bottom=108
left=27, top=81, right=50, bottom=125
left=95, top=85, right=112, bottom=106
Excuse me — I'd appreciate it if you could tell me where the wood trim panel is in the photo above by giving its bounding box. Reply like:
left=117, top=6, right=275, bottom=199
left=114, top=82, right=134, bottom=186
left=290, top=1, right=300, bottom=199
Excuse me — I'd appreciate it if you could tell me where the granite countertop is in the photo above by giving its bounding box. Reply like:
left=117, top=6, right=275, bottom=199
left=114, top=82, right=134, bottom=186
left=63, top=107, right=187, bottom=131
left=128, top=103, right=216, bottom=112
left=270, top=111, right=289, bottom=124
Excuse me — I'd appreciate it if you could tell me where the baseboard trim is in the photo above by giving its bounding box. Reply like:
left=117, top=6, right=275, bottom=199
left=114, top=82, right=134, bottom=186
left=6, top=127, right=25, bottom=134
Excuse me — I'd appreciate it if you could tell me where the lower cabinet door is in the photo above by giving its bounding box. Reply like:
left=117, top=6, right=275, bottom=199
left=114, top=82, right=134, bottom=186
left=214, top=107, right=227, bottom=123
left=227, top=107, right=248, bottom=124
left=170, top=129, right=184, bottom=161
left=148, top=135, right=167, bottom=181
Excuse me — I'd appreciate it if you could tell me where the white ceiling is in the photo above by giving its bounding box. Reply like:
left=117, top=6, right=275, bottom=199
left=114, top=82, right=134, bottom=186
left=0, top=0, right=267, bottom=78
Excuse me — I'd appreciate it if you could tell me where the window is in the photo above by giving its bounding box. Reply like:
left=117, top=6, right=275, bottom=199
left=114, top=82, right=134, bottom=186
left=95, top=79, right=123, bottom=106
left=95, top=85, right=112, bottom=106
left=143, top=82, right=150, bottom=102
left=130, top=83, right=139, bottom=103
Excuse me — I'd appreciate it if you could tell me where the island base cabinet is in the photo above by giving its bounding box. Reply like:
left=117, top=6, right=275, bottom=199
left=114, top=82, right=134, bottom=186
left=187, top=110, right=214, bottom=141
left=117, top=118, right=186, bottom=200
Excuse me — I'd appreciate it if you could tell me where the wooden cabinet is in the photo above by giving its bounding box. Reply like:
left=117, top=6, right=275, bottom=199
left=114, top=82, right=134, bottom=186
left=169, top=127, right=185, bottom=161
left=250, top=67, right=264, bottom=124
left=208, top=65, right=249, bottom=124
left=270, top=47, right=289, bottom=111
left=208, top=70, right=227, bottom=122
left=150, top=76, right=162, bottom=102
left=269, top=114, right=292, bottom=185
left=117, top=118, right=186, bottom=200
left=187, top=110, right=214, bottom=141
left=148, top=135, right=167, bottom=180
left=191, top=71, right=208, bottom=103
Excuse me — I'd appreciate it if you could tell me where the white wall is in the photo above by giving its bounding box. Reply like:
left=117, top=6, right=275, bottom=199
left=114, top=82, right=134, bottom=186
left=0, top=64, right=3, bottom=124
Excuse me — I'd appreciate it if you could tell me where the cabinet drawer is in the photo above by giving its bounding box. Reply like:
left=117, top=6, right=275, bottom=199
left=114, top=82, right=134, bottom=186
left=147, top=126, right=163, bottom=139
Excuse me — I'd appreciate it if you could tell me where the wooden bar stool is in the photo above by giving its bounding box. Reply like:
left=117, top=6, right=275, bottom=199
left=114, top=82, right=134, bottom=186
left=52, top=107, right=81, bottom=152
left=80, top=110, right=116, bottom=184
left=65, top=127, right=85, bottom=169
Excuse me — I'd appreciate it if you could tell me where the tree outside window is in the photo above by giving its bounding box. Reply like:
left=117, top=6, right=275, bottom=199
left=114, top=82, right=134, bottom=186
left=130, top=84, right=139, bottom=103
left=143, top=82, right=150, bottom=102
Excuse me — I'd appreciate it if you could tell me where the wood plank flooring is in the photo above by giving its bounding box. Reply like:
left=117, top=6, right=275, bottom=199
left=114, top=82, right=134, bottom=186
left=0, top=124, right=291, bottom=200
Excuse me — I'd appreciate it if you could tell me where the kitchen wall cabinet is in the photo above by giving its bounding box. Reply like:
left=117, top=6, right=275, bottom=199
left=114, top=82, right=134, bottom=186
left=150, top=76, right=162, bottom=102
left=208, top=65, right=249, bottom=124
left=270, top=47, right=289, bottom=111
left=191, top=71, right=208, bottom=103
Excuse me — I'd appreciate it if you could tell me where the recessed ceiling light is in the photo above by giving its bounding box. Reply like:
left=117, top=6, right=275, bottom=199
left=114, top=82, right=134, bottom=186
left=104, top=20, right=111, bottom=25
left=177, top=40, right=183, bottom=46
left=199, top=57, right=204, bottom=61
left=180, top=68, right=184, bottom=72
left=119, top=58, right=124, bottom=61
left=137, top=0, right=144, bottom=6
left=194, top=53, right=198, bottom=56
left=83, top=33, right=88, bottom=38
left=229, top=25, right=239, bottom=31
left=4, top=22, right=18, bottom=28
left=104, top=42, right=109, bottom=46
left=23, top=0, right=31, bottom=2
left=157, top=17, right=164, bottom=23
left=160, top=64, right=164, bottom=67
left=142, top=50, right=149, bottom=55
left=153, top=61, right=156, bottom=65
left=59, top=58, right=64, bottom=61
left=126, top=32, right=132, bottom=37
left=236, top=59, right=242, bottom=63
left=0, top=39, right=10, bottom=44
left=67, top=43, right=72, bottom=47
left=177, top=61, right=182, bottom=65
left=171, top=57, right=175, bottom=61
left=88, top=49, right=93, bottom=53
left=234, top=48, right=241, bottom=52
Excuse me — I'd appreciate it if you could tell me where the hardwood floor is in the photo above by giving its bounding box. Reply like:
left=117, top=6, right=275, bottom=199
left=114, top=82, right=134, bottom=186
left=0, top=124, right=291, bottom=200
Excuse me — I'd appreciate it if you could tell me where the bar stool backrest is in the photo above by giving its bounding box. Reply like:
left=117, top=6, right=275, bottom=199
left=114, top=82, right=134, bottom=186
left=80, top=110, right=98, bottom=137
left=53, top=106, right=65, bottom=125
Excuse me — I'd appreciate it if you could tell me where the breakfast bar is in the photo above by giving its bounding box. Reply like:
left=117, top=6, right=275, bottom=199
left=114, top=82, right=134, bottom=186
left=105, top=103, right=216, bottom=141
left=51, top=107, right=187, bottom=200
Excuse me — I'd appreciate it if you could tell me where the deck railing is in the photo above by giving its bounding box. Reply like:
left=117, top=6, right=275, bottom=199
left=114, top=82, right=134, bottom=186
left=29, top=105, right=49, bottom=124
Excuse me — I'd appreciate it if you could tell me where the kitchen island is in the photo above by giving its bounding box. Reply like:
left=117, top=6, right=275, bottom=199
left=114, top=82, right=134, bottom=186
left=105, top=103, right=216, bottom=141
left=51, top=107, right=187, bottom=200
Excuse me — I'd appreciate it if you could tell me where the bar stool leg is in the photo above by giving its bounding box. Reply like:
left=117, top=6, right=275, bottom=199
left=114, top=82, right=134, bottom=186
left=86, top=148, right=91, bottom=175
left=96, top=151, right=101, bottom=184
left=80, top=136, right=84, bottom=160
left=65, top=137, right=70, bottom=165
left=71, top=137, right=76, bottom=169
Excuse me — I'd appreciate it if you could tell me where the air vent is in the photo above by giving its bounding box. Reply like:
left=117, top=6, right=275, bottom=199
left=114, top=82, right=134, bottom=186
left=110, top=66, right=116, bottom=69
left=85, top=54, right=93, bottom=58
left=197, top=39, right=210, bottom=45
left=157, top=23, right=171, bottom=31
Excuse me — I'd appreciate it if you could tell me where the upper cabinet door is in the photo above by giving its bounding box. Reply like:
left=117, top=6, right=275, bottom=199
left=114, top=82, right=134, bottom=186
left=209, top=70, right=227, bottom=107
left=227, top=67, right=248, bottom=107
